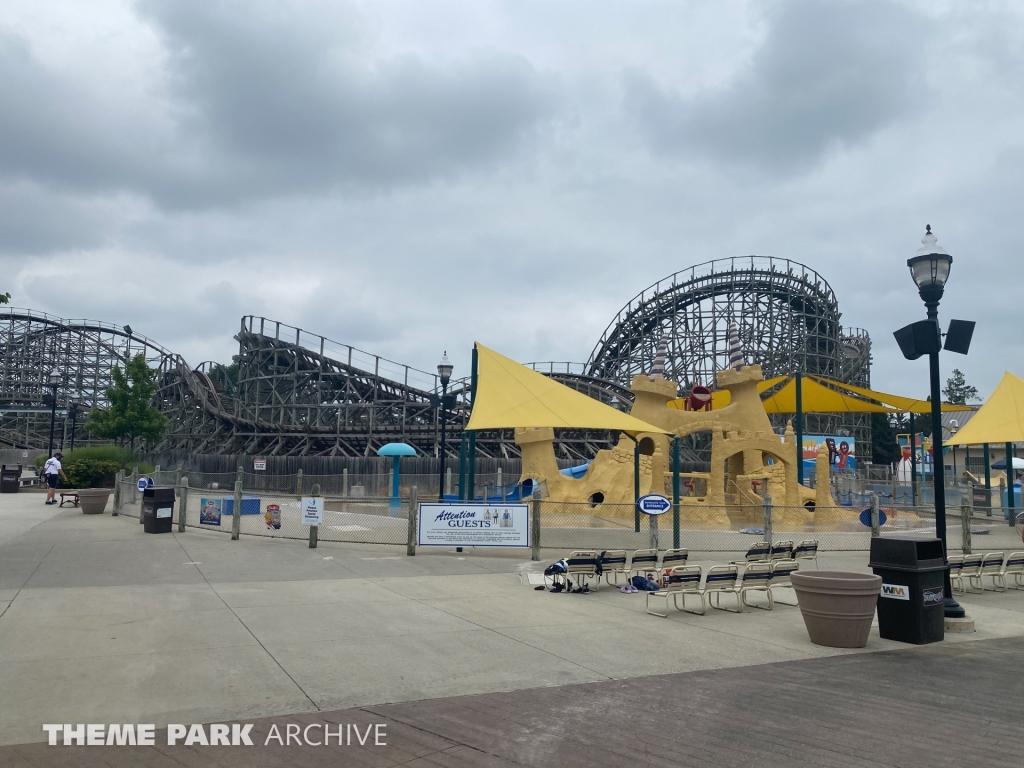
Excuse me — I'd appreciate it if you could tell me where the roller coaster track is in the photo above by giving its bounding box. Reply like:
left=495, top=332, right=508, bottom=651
left=586, top=256, right=872, bottom=452
left=2, top=255, right=871, bottom=459
left=0, top=310, right=631, bottom=458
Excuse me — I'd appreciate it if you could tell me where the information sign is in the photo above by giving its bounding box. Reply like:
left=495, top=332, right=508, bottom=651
left=418, top=503, right=529, bottom=548
left=301, top=497, right=323, bottom=526
left=636, top=494, right=671, bottom=516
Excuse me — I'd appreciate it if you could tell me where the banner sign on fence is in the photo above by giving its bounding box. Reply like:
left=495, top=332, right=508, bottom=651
left=301, top=497, right=323, bottom=526
left=972, top=484, right=991, bottom=509
left=417, top=503, right=529, bottom=548
left=199, top=498, right=222, bottom=526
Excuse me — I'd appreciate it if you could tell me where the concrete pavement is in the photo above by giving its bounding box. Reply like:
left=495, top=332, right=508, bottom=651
left=2, top=489, right=1023, bottom=750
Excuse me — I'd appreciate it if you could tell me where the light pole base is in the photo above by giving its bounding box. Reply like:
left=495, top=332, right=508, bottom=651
left=945, top=615, right=975, bottom=633
left=944, top=596, right=966, bottom=619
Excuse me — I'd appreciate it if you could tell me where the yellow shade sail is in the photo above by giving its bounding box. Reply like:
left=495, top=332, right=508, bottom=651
left=761, top=376, right=896, bottom=414
left=669, top=373, right=974, bottom=415
left=466, top=343, right=670, bottom=435
left=946, top=371, right=1024, bottom=445
left=667, top=376, right=787, bottom=410
left=808, top=376, right=973, bottom=414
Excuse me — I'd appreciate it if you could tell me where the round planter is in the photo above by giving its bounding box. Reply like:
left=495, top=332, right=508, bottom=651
left=791, top=571, right=881, bottom=648
left=77, top=488, right=113, bottom=515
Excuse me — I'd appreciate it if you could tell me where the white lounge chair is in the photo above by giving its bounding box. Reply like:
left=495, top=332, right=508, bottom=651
left=646, top=566, right=705, bottom=617
left=769, top=560, right=800, bottom=606
left=1002, top=551, right=1024, bottom=590
left=659, top=548, right=689, bottom=576
left=970, top=552, right=1006, bottom=592
left=564, top=551, right=600, bottom=592
left=599, top=550, right=629, bottom=586
left=738, top=561, right=774, bottom=610
left=629, top=548, right=660, bottom=580
left=794, top=540, right=819, bottom=567
left=960, top=553, right=984, bottom=593
left=947, top=554, right=966, bottom=595
left=706, top=564, right=742, bottom=613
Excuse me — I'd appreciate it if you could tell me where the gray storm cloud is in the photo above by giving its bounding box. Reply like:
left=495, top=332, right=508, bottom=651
left=0, top=0, right=1021, bottom=397
left=0, top=0, right=560, bottom=209
left=624, top=0, right=928, bottom=173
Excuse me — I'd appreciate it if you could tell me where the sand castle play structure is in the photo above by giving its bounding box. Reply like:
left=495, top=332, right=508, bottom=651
left=515, top=335, right=851, bottom=529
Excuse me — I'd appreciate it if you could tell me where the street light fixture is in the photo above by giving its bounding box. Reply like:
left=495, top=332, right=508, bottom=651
left=895, top=225, right=969, bottom=619
left=437, top=352, right=453, bottom=502
left=68, top=397, right=82, bottom=452
left=46, top=369, right=60, bottom=458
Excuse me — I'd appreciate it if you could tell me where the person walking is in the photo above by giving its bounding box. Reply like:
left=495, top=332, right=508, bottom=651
left=43, top=452, right=68, bottom=505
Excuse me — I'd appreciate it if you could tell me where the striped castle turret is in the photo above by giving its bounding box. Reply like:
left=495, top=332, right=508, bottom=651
left=649, top=339, right=668, bottom=381
left=728, top=322, right=744, bottom=370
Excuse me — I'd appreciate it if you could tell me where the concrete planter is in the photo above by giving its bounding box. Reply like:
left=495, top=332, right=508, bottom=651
left=77, top=488, right=113, bottom=515
left=791, top=571, right=881, bottom=648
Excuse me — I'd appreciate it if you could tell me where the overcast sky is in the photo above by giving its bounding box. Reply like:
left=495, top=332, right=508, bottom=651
left=2, top=0, right=1021, bottom=400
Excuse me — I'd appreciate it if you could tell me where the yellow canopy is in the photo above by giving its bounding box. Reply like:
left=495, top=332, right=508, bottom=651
left=669, top=373, right=974, bottom=414
left=761, top=376, right=895, bottom=414
left=466, top=343, right=670, bottom=435
left=667, top=376, right=787, bottom=410
left=809, top=376, right=973, bottom=414
left=946, top=371, right=1024, bottom=445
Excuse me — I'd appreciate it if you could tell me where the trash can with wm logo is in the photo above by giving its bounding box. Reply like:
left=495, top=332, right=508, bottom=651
left=868, top=538, right=946, bottom=644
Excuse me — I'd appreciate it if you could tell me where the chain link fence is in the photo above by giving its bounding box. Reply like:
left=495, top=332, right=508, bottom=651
left=111, top=469, right=1024, bottom=557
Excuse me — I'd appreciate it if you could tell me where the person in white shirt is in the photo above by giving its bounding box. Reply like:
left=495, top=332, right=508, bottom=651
left=43, top=452, right=68, bottom=505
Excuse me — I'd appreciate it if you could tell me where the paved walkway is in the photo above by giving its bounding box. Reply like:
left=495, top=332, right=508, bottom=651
left=3, top=637, right=1023, bottom=767
left=2, top=490, right=1023, bottom=765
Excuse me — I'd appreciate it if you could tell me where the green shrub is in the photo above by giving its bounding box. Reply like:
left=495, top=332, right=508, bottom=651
left=34, top=447, right=154, bottom=483
left=63, top=459, right=122, bottom=489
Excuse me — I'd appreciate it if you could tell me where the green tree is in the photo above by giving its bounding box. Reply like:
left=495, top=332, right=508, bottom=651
left=0, top=292, right=10, bottom=304
left=943, top=368, right=979, bottom=404
left=85, top=354, right=167, bottom=451
left=871, top=413, right=902, bottom=466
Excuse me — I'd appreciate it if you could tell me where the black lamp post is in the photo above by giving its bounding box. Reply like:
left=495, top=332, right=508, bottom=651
left=68, top=398, right=81, bottom=452
left=46, top=369, right=60, bottom=458
left=902, top=225, right=964, bottom=618
left=437, top=352, right=453, bottom=502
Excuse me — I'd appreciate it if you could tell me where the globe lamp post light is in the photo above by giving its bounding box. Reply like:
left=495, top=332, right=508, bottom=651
left=68, top=398, right=82, bottom=452
left=437, top=352, right=454, bottom=502
left=46, top=369, right=60, bottom=458
left=895, top=226, right=975, bottom=619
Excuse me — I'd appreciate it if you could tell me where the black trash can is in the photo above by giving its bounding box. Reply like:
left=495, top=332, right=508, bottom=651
left=869, top=537, right=946, bottom=645
left=0, top=464, right=22, bottom=493
left=143, top=487, right=175, bottom=534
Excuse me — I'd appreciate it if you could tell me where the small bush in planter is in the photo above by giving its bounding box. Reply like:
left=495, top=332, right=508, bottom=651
left=34, top=448, right=152, bottom=488
left=63, top=459, right=121, bottom=489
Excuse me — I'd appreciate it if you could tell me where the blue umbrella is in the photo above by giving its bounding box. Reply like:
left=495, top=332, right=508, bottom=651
left=991, top=457, right=1024, bottom=470
left=377, top=443, right=417, bottom=514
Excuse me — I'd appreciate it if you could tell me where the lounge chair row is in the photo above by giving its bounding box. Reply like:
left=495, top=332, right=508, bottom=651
left=949, top=551, right=1024, bottom=593
left=738, top=540, right=818, bottom=566
left=646, top=561, right=801, bottom=617
left=550, top=549, right=693, bottom=591
left=551, top=543, right=819, bottom=592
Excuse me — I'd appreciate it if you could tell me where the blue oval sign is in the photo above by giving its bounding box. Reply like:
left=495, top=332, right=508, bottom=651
left=859, top=508, right=888, bottom=527
left=636, top=494, right=672, bottom=515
